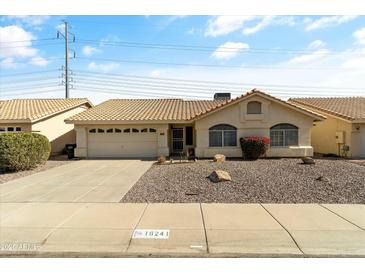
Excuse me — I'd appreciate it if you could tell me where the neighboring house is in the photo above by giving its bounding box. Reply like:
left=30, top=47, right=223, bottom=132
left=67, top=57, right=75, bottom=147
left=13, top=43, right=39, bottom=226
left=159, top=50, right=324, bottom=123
left=0, top=98, right=92, bottom=154
left=65, top=90, right=324, bottom=158
left=289, top=97, right=365, bottom=158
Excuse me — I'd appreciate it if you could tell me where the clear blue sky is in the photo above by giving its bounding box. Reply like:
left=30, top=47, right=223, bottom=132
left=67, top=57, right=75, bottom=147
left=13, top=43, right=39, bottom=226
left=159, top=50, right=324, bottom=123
left=1, top=15, right=364, bottom=103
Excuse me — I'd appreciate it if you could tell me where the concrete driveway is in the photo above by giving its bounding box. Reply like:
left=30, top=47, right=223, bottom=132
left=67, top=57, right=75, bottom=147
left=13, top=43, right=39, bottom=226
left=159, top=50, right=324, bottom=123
left=0, top=160, right=153, bottom=203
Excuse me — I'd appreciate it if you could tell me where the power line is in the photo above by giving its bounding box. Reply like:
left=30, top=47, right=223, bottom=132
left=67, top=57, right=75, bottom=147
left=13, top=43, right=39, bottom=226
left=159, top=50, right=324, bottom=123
left=1, top=88, right=63, bottom=97
left=0, top=42, right=63, bottom=49
left=0, top=69, right=59, bottom=77
left=76, top=56, right=360, bottom=71
left=0, top=38, right=57, bottom=44
left=1, top=79, right=62, bottom=88
left=75, top=76, right=242, bottom=93
left=0, top=76, right=62, bottom=85
left=74, top=76, right=365, bottom=95
left=74, top=82, right=357, bottom=98
left=75, top=85, right=212, bottom=99
left=74, top=70, right=365, bottom=92
left=0, top=57, right=65, bottom=65
left=70, top=18, right=187, bottom=28
left=0, top=83, right=62, bottom=92
left=74, top=86, right=354, bottom=99
left=76, top=38, right=363, bottom=55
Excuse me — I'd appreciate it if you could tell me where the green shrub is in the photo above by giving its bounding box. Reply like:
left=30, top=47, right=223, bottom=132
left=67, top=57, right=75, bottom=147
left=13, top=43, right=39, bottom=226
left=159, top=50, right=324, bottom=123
left=239, top=136, right=270, bottom=160
left=0, top=132, right=51, bottom=171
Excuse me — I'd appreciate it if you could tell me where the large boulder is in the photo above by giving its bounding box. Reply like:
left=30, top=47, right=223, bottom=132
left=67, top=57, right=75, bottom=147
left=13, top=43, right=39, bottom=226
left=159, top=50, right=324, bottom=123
left=208, top=170, right=232, bottom=183
left=213, top=154, right=226, bottom=163
left=302, top=157, right=315, bottom=165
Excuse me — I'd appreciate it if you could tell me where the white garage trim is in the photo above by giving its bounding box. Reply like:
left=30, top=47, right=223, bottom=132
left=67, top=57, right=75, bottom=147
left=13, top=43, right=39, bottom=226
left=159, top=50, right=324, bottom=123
left=87, top=127, right=158, bottom=158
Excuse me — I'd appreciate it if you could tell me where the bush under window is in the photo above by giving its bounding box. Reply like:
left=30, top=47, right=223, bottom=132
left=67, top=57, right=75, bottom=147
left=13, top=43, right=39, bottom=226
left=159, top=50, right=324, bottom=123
left=0, top=133, right=51, bottom=171
left=240, top=136, right=270, bottom=160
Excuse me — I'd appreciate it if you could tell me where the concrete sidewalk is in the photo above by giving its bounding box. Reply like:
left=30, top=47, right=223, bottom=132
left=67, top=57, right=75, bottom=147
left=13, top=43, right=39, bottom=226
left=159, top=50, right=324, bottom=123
left=0, top=203, right=364, bottom=257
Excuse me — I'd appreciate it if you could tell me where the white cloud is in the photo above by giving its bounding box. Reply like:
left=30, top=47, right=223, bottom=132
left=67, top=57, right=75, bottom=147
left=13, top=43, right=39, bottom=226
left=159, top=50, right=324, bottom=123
left=0, top=25, right=38, bottom=58
left=29, top=56, right=49, bottom=66
left=287, top=49, right=329, bottom=64
left=305, top=16, right=357, bottom=31
left=286, top=40, right=330, bottom=64
left=56, top=23, right=64, bottom=32
left=87, top=62, right=120, bottom=73
left=205, top=16, right=296, bottom=37
left=187, top=27, right=201, bottom=35
left=6, top=16, right=50, bottom=27
left=341, top=57, right=365, bottom=69
left=212, top=42, right=249, bottom=60
left=0, top=57, right=17, bottom=69
left=0, top=25, right=50, bottom=68
left=100, top=34, right=121, bottom=46
left=308, top=40, right=326, bottom=50
left=242, top=16, right=296, bottom=35
left=82, top=45, right=100, bottom=56
left=353, top=27, right=365, bottom=45
left=150, top=69, right=164, bottom=77
left=205, top=16, right=258, bottom=37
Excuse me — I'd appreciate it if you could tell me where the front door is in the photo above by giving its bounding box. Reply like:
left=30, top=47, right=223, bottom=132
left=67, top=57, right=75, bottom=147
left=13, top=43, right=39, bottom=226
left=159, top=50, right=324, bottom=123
left=172, top=128, right=184, bottom=153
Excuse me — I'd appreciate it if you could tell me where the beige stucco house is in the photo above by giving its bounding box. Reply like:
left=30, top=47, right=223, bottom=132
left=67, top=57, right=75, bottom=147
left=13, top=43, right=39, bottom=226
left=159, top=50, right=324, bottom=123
left=289, top=97, right=365, bottom=158
left=65, top=90, right=324, bottom=159
left=0, top=98, right=92, bottom=154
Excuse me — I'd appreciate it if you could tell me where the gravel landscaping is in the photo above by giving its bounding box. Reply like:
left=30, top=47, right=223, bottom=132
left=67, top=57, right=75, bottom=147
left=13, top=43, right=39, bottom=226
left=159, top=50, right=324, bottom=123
left=121, top=159, right=365, bottom=203
left=0, top=155, right=73, bottom=184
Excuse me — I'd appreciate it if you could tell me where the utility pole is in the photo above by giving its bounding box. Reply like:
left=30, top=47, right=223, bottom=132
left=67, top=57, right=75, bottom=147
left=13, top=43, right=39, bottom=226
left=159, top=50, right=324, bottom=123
left=57, top=20, right=75, bottom=98
left=64, top=21, right=69, bottom=98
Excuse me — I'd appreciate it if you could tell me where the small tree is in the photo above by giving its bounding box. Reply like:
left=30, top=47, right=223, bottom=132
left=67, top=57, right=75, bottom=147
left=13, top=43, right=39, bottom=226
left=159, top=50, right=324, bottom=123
left=240, top=136, right=270, bottom=160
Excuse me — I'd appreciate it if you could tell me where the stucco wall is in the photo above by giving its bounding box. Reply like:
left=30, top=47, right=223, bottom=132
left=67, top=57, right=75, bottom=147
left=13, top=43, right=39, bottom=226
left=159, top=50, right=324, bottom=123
left=310, top=114, right=353, bottom=156
left=295, top=105, right=365, bottom=158
left=194, top=95, right=315, bottom=158
left=32, top=106, right=89, bottom=154
left=74, top=123, right=169, bottom=158
left=359, top=124, right=365, bottom=158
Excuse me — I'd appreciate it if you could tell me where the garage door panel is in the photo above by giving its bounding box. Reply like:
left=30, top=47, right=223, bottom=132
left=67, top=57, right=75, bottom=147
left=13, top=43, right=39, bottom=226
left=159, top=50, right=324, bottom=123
left=87, top=132, right=157, bottom=158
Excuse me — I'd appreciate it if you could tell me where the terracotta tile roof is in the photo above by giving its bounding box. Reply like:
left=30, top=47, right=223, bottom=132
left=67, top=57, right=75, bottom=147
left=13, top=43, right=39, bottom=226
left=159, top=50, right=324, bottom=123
left=66, top=90, right=325, bottom=123
left=191, top=89, right=326, bottom=121
left=289, top=97, right=365, bottom=121
left=0, top=98, right=92, bottom=122
left=66, top=98, right=222, bottom=122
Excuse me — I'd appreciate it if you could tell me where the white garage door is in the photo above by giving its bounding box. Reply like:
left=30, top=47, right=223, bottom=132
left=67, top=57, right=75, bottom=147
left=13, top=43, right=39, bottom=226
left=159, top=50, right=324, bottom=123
left=87, top=127, right=158, bottom=158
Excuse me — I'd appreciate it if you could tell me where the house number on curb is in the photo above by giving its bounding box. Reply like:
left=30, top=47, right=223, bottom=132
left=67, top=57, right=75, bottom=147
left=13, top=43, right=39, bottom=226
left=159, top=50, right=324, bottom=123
left=132, top=229, right=170, bottom=239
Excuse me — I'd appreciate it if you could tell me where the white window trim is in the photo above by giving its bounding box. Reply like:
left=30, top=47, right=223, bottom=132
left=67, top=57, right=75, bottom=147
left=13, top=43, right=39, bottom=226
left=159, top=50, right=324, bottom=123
left=209, top=129, right=237, bottom=147
left=247, top=101, right=262, bottom=114
left=0, top=127, right=22, bottom=133
left=270, top=128, right=298, bottom=147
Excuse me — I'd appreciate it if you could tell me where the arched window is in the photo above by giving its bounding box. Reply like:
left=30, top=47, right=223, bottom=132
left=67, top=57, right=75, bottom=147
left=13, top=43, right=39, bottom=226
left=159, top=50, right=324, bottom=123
left=209, top=124, right=237, bottom=147
left=247, top=101, right=262, bottom=114
left=270, top=123, right=298, bottom=147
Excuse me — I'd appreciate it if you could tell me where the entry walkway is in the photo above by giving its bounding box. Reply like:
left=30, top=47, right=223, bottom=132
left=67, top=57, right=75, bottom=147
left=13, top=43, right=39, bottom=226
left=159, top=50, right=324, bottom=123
left=1, top=203, right=364, bottom=257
